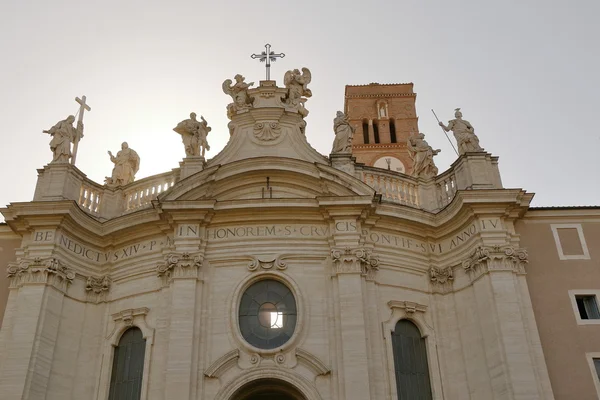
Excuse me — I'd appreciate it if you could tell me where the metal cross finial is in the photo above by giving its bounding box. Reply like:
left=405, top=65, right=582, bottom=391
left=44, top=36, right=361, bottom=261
left=72, top=95, right=91, bottom=165
left=251, top=44, right=285, bottom=81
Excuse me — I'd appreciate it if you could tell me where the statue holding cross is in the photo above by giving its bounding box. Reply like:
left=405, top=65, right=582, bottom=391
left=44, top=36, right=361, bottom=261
left=42, top=95, right=91, bottom=165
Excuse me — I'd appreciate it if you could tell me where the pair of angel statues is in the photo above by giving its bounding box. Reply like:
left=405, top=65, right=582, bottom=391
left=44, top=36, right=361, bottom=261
left=222, top=68, right=312, bottom=118
left=331, top=108, right=483, bottom=179
left=43, top=116, right=140, bottom=187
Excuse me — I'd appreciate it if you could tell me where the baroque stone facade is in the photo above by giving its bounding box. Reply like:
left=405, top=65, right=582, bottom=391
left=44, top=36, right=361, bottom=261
left=1, top=71, right=599, bottom=400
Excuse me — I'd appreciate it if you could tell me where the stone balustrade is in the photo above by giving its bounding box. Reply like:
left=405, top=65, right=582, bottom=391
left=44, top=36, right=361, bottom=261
left=78, top=180, right=104, bottom=216
left=361, top=167, right=420, bottom=208
left=435, top=169, right=457, bottom=209
left=123, top=172, right=177, bottom=212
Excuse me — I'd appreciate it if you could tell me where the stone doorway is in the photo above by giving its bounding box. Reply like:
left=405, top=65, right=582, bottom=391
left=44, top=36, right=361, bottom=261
left=231, top=378, right=307, bottom=400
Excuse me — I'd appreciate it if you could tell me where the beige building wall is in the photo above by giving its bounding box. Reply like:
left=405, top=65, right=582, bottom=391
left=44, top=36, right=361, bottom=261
left=517, top=209, right=600, bottom=400
left=0, top=224, right=20, bottom=328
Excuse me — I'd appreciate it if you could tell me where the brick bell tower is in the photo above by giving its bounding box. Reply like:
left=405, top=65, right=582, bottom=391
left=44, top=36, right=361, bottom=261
left=344, top=83, right=419, bottom=174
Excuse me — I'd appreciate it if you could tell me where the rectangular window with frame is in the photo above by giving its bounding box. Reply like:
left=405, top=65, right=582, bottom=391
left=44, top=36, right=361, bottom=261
left=576, top=295, right=600, bottom=320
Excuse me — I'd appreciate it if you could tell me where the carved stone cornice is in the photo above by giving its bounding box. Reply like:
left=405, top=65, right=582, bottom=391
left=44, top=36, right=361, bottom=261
left=331, top=248, right=379, bottom=280
left=86, top=275, right=111, bottom=303
left=112, top=307, right=150, bottom=328
left=248, top=255, right=287, bottom=272
left=156, top=252, right=202, bottom=284
left=462, top=245, right=528, bottom=280
left=7, top=257, right=75, bottom=293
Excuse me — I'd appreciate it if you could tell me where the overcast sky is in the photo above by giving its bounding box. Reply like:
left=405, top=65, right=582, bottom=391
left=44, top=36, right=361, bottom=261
left=1, top=0, right=599, bottom=222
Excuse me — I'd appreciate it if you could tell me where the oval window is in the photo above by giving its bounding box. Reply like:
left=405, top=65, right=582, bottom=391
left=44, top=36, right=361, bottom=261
left=238, top=279, right=297, bottom=349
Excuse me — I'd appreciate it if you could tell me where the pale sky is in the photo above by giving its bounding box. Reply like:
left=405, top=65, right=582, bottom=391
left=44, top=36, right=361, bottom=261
left=1, top=0, right=599, bottom=222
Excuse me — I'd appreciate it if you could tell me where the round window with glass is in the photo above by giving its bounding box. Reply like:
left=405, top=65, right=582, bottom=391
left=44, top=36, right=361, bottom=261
left=238, top=279, right=297, bottom=350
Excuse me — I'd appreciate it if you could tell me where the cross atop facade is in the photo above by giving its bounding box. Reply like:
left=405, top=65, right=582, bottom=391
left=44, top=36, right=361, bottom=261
left=72, top=95, right=91, bottom=165
left=251, top=44, right=285, bottom=81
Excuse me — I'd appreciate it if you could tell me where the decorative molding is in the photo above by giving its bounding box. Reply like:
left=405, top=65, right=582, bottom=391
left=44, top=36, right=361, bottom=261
left=430, top=266, right=454, bottom=294
left=430, top=266, right=453, bottom=284
left=205, top=349, right=240, bottom=378
left=331, top=247, right=379, bottom=279
left=7, top=257, right=75, bottom=293
left=295, top=348, right=330, bottom=376
left=156, top=252, right=202, bottom=284
left=253, top=122, right=281, bottom=141
left=388, top=300, right=427, bottom=314
left=111, top=307, right=150, bottom=330
left=249, top=353, right=261, bottom=365
left=248, top=255, right=287, bottom=272
left=462, top=245, right=528, bottom=280
left=85, top=274, right=111, bottom=303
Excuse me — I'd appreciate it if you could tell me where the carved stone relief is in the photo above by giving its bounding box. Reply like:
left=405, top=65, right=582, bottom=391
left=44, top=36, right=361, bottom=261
left=331, top=248, right=379, bottom=280
left=86, top=275, right=111, bottom=303
left=253, top=122, right=281, bottom=141
left=247, top=255, right=287, bottom=271
left=7, top=257, right=75, bottom=293
left=156, top=252, right=203, bottom=284
left=463, top=245, right=528, bottom=280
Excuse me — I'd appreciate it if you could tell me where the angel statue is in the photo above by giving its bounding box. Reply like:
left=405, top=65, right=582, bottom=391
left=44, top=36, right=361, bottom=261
left=222, top=74, right=254, bottom=118
left=439, top=108, right=483, bottom=155
left=105, top=142, right=140, bottom=187
left=43, top=115, right=83, bottom=163
left=173, top=112, right=211, bottom=157
left=407, top=132, right=440, bottom=180
left=331, top=111, right=355, bottom=154
left=283, top=67, right=312, bottom=116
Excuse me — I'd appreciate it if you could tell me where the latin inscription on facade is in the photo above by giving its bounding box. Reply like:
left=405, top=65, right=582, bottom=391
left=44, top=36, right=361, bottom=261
left=55, top=234, right=173, bottom=264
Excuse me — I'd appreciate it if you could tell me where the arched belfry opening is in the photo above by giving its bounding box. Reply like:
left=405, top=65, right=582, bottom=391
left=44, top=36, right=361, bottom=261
left=231, top=378, right=307, bottom=400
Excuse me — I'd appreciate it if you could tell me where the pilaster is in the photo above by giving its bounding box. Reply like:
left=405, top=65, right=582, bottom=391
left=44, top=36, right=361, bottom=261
left=157, top=218, right=207, bottom=400
left=330, top=247, right=378, bottom=400
left=0, top=257, right=74, bottom=400
left=461, top=245, right=554, bottom=399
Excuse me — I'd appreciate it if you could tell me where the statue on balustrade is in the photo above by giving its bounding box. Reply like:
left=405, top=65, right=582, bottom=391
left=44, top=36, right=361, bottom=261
left=222, top=74, right=254, bottom=118
left=331, top=111, right=355, bottom=154
left=439, top=108, right=483, bottom=154
left=105, top=142, right=140, bottom=187
left=283, top=67, right=312, bottom=117
left=43, top=115, right=83, bottom=163
left=173, top=112, right=211, bottom=157
left=407, top=132, right=440, bottom=180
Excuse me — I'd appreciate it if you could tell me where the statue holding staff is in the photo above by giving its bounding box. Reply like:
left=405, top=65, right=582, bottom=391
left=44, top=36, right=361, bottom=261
left=43, top=115, right=82, bottom=163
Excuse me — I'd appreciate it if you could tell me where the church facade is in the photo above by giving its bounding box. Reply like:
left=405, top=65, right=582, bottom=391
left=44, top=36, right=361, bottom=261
left=0, top=70, right=599, bottom=400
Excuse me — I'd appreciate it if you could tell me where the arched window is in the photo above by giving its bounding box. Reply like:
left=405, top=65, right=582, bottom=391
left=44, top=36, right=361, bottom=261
left=392, top=320, right=432, bottom=400
left=108, top=327, right=146, bottom=400
left=373, top=120, right=380, bottom=144
left=362, top=120, right=369, bottom=144
left=390, top=119, right=397, bottom=143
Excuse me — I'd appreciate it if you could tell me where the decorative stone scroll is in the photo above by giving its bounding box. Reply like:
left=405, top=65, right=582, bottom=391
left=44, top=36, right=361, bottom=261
left=253, top=122, right=281, bottom=141
left=331, top=247, right=379, bottom=280
left=86, top=275, right=111, bottom=303
left=247, top=255, right=287, bottom=271
left=462, top=245, right=528, bottom=280
left=7, top=257, right=75, bottom=293
left=429, top=266, right=454, bottom=294
left=156, top=252, right=203, bottom=284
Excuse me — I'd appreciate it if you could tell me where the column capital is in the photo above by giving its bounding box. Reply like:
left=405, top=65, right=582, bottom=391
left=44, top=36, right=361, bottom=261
left=331, top=247, right=379, bottom=280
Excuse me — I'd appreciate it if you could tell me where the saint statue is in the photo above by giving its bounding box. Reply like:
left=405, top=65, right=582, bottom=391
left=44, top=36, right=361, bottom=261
left=173, top=113, right=211, bottom=157
left=105, top=142, right=140, bottom=187
left=439, top=108, right=483, bottom=155
left=283, top=68, right=312, bottom=116
left=407, top=132, right=440, bottom=180
left=222, top=74, right=254, bottom=118
left=43, top=115, right=83, bottom=163
left=331, top=111, right=355, bottom=154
